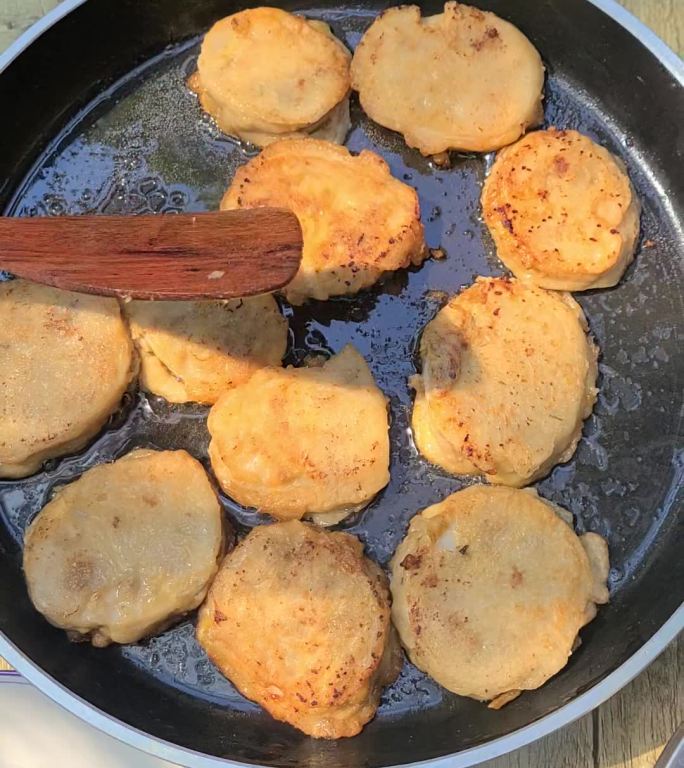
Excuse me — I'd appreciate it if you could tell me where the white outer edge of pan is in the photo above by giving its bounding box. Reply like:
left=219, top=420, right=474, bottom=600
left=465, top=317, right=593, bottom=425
left=0, top=606, right=680, bottom=768
left=0, top=1, right=682, bottom=767
left=0, top=0, right=682, bottom=83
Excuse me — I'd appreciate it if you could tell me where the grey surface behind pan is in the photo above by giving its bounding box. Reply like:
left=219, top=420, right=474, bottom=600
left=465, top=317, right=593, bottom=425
left=0, top=1, right=682, bottom=767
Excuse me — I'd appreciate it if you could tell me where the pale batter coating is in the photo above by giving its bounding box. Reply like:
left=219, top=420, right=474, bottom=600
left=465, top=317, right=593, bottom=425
left=222, top=138, right=426, bottom=304
left=390, top=485, right=609, bottom=706
left=411, top=278, right=598, bottom=487
left=197, top=521, right=402, bottom=738
left=482, top=129, right=641, bottom=290
left=125, top=296, right=287, bottom=405
left=208, top=345, right=390, bottom=523
left=23, top=449, right=225, bottom=647
left=350, top=2, right=544, bottom=156
left=190, top=7, right=351, bottom=146
left=0, top=280, right=135, bottom=479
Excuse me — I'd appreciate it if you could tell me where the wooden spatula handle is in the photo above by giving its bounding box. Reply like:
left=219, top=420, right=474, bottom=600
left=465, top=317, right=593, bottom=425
left=0, top=208, right=303, bottom=300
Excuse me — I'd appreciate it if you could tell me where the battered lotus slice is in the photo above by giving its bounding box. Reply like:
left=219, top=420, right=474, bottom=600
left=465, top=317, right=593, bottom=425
left=222, top=138, right=426, bottom=304
left=411, top=277, right=598, bottom=487
left=125, top=296, right=287, bottom=405
left=390, top=485, right=609, bottom=707
left=197, top=521, right=402, bottom=738
left=482, top=129, right=641, bottom=291
left=350, top=2, right=544, bottom=156
left=23, top=449, right=225, bottom=647
left=208, top=345, right=390, bottom=524
left=0, top=280, right=135, bottom=479
left=189, top=7, right=352, bottom=147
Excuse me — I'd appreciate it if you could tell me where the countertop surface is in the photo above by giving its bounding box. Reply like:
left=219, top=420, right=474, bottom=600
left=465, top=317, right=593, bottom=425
left=0, top=1, right=682, bottom=768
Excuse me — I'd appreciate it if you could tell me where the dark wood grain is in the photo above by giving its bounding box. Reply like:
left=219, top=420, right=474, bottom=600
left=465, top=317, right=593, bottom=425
left=0, top=208, right=303, bottom=299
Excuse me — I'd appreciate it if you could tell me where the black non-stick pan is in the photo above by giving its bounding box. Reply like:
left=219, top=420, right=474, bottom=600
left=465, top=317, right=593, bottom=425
left=0, top=1, right=682, bottom=766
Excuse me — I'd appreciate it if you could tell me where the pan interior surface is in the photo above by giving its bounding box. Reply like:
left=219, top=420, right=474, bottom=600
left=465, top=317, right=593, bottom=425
left=0, top=1, right=682, bottom=767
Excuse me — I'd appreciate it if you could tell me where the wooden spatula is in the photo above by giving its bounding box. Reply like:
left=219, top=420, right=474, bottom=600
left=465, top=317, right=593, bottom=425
left=0, top=208, right=302, bottom=300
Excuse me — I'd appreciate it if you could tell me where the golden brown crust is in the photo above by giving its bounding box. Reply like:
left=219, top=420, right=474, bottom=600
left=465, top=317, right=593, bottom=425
left=411, top=277, right=598, bottom=486
left=207, top=345, right=390, bottom=521
left=482, top=129, right=641, bottom=290
left=222, top=138, right=426, bottom=303
left=390, top=486, right=609, bottom=704
left=351, top=2, right=544, bottom=155
left=23, top=449, right=225, bottom=646
left=0, top=280, right=135, bottom=479
left=197, top=521, right=402, bottom=738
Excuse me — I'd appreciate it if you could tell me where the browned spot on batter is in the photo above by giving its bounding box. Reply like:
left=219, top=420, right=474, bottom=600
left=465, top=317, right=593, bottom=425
left=43, top=311, right=76, bottom=336
left=511, top=566, right=524, bottom=588
left=421, top=573, right=438, bottom=588
left=214, top=609, right=227, bottom=623
left=554, top=156, right=569, bottom=174
left=494, top=205, right=514, bottom=233
left=409, top=602, right=422, bottom=636
left=142, top=494, right=158, bottom=507
left=400, top=553, right=422, bottom=571
left=472, top=26, right=500, bottom=51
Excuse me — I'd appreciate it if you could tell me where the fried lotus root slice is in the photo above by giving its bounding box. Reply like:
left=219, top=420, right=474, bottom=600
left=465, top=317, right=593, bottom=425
left=197, top=521, right=402, bottom=738
left=0, top=279, right=135, bottom=479
left=23, top=449, right=225, bottom=647
left=208, top=345, right=390, bottom=524
left=390, top=485, right=609, bottom=705
left=222, top=138, right=426, bottom=304
left=125, top=296, right=287, bottom=405
left=190, top=7, right=351, bottom=146
left=411, top=277, right=598, bottom=487
left=350, top=2, right=544, bottom=156
left=482, top=128, right=641, bottom=291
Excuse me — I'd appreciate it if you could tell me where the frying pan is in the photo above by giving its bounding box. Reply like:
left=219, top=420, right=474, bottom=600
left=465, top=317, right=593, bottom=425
left=0, top=1, right=682, bottom=766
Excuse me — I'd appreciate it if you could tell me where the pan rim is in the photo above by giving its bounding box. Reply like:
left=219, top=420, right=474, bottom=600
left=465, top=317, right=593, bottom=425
left=0, top=607, right=680, bottom=768
left=0, top=1, right=682, bottom=767
left=0, top=0, right=682, bottom=84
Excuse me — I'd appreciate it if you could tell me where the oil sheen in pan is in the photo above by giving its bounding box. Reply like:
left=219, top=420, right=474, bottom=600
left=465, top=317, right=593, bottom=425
left=1, top=6, right=681, bottom=724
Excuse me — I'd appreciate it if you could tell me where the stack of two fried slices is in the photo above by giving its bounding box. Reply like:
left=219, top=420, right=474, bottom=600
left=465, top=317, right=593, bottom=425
left=188, top=7, right=352, bottom=147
